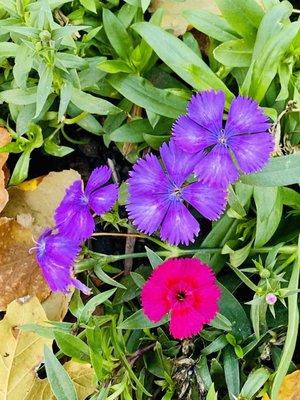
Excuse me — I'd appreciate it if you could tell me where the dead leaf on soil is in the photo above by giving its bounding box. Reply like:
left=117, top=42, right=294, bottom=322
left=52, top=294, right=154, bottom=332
left=0, top=296, right=52, bottom=400
left=0, top=128, right=11, bottom=213
left=149, top=0, right=265, bottom=36
left=0, top=169, right=80, bottom=312
left=26, top=360, right=97, bottom=400
left=2, top=169, right=80, bottom=236
left=0, top=218, right=50, bottom=311
left=149, top=0, right=219, bottom=36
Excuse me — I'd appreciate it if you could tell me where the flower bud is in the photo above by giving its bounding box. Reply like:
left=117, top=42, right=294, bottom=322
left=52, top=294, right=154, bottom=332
left=260, top=269, right=271, bottom=279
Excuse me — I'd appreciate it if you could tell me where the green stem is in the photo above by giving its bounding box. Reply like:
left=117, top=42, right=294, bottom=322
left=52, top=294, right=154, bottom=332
left=90, top=245, right=297, bottom=263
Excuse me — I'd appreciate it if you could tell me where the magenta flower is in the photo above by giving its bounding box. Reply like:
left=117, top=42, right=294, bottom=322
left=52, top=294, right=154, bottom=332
left=172, top=90, right=274, bottom=188
left=35, top=229, right=90, bottom=294
left=126, top=141, right=227, bottom=246
left=55, top=166, right=118, bottom=242
left=141, top=258, right=221, bottom=339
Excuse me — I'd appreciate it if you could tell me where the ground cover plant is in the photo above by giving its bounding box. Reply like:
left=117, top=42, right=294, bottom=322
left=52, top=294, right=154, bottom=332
left=0, top=0, right=300, bottom=399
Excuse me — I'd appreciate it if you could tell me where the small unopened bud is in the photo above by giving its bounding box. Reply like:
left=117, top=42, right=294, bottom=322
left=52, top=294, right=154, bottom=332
left=260, top=269, right=271, bottom=279
left=266, top=293, right=277, bottom=305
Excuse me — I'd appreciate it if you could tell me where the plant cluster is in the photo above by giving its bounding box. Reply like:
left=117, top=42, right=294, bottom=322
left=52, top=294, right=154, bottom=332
left=0, top=0, right=300, bottom=399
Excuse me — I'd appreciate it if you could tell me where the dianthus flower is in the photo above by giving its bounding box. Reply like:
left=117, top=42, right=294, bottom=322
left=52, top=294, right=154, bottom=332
left=35, top=228, right=90, bottom=294
left=55, top=166, right=118, bottom=242
left=141, top=258, right=220, bottom=339
left=126, top=141, right=227, bottom=246
left=172, top=90, right=274, bottom=188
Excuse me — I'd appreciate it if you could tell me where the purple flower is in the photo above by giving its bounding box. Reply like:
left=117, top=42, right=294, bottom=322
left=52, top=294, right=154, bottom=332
left=172, top=90, right=274, bottom=188
left=55, top=166, right=118, bottom=242
left=36, top=229, right=90, bottom=294
left=126, top=141, right=227, bottom=246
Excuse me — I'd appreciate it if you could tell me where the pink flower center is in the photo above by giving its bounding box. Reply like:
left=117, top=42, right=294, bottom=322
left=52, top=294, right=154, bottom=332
left=176, top=291, right=186, bottom=301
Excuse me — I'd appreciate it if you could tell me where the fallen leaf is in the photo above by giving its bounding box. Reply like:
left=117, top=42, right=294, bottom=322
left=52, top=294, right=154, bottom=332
left=2, top=169, right=80, bottom=235
left=0, top=170, right=81, bottom=313
left=26, top=361, right=97, bottom=400
left=149, top=0, right=219, bottom=36
left=42, top=290, right=74, bottom=322
left=149, top=0, right=264, bottom=36
left=0, top=128, right=11, bottom=213
left=0, top=218, right=51, bottom=311
left=278, top=370, right=300, bottom=400
left=0, top=296, right=52, bottom=400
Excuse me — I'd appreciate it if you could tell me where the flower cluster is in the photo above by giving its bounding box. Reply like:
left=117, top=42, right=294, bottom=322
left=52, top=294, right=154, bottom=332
left=35, top=166, right=118, bottom=294
left=127, top=90, right=274, bottom=245
left=141, top=258, right=220, bottom=339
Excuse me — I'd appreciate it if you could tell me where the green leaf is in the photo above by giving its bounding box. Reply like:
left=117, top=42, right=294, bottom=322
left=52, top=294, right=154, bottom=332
left=79, top=289, right=116, bottom=324
left=94, top=264, right=126, bottom=289
left=240, top=154, right=300, bottom=187
left=218, top=284, right=251, bottom=340
left=242, top=21, right=300, bottom=101
left=214, top=39, right=252, bottom=67
left=70, top=88, right=119, bottom=115
left=254, top=186, right=283, bottom=247
left=223, top=346, right=240, bottom=400
left=118, top=309, right=168, bottom=330
left=35, top=62, right=53, bottom=117
left=271, top=236, right=300, bottom=399
left=145, top=246, right=163, bottom=269
left=13, top=44, right=34, bottom=88
left=183, top=10, right=238, bottom=42
left=240, top=367, right=270, bottom=399
left=0, top=0, right=17, bottom=15
left=9, top=150, right=31, bottom=185
left=54, top=331, right=90, bottom=363
left=0, top=87, right=37, bottom=105
left=44, top=346, right=78, bottom=400
left=228, top=240, right=253, bottom=268
left=206, top=384, right=217, bottom=400
left=103, top=8, right=133, bottom=61
left=55, top=53, right=88, bottom=69
left=43, top=139, right=74, bottom=157
left=108, top=74, right=187, bottom=118
left=110, top=119, right=146, bottom=143
left=201, top=336, right=228, bottom=355
left=209, top=313, right=232, bottom=331
left=79, top=0, right=97, bottom=13
left=141, top=0, right=151, bottom=13
left=58, top=82, right=73, bottom=122
left=132, top=22, right=233, bottom=99
left=0, top=42, right=19, bottom=57
left=99, top=59, right=134, bottom=74
left=215, top=0, right=263, bottom=41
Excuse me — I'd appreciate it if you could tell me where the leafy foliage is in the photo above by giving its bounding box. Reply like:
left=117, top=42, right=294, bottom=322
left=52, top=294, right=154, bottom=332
left=0, top=0, right=300, bottom=399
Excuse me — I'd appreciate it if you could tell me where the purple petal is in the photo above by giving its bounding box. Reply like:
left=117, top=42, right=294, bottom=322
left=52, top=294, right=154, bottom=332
left=160, top=141, right=200, bottom=186
left=160, top=201, right=200, bottom=246
left=55, top=180, right=95, bottom=242
left=128, top=153, right=169, bottom=195
left=194, top=145, right=239, bottom=188
left=187, top=90, right=225, bottom=133
left=172, top=115, right=217, bottom=154
left=36, top=230, right=89, bottom=293
left=126, top=193, right=169, bottom=235
left=225, top=96, right=271, bottom=136
left=229, top=132, right=274, bottom=174
left=89, top=183, right=118, bottom=215
left=71, top=278, right=91, bottom=295
left=85, top=166, right=112, bottom=194
left=182, top=182, right=227, bottom=220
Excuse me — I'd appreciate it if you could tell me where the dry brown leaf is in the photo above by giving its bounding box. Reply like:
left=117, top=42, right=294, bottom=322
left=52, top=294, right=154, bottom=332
left=2, top=169, right=80, bottom=236
left=149, top=0, right=219, bottom=36
left=0, top=296, right=52, bottom=400
left=0, top=169, right=81, bottom=312
left=26, top=361, right=97, bottom=400
left=0, top=218, right=51, bottom=311
left=278, top=370, right=300, bottom=400
left=149, top=0, right=265, bottom=36
left=0, top=128, right=11, bottom=213
left=42, top=290, right=74, bottom=322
